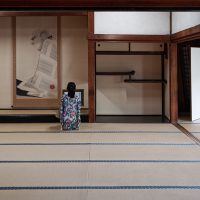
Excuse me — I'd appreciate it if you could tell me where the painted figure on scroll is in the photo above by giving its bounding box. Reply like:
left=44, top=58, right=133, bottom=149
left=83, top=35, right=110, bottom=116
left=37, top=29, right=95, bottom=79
left=60, top=82, right=81, bottom=130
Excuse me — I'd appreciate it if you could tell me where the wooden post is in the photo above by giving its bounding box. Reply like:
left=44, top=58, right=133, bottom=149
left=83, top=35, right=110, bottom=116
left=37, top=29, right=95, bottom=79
left=88, top=12, right=96, bottom=122
left=170, top=43, right=178, bottom=123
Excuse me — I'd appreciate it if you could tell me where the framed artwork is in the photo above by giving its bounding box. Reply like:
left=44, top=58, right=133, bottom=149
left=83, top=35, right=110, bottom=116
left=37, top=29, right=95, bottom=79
left=13, top=16, right=61, bottom=108
left=62, top=89, right=84, bottom=107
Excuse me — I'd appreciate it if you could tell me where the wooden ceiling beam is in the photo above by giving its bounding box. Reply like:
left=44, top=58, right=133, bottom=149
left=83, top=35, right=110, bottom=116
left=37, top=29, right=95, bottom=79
left=0, top=0, right=199, bottom=9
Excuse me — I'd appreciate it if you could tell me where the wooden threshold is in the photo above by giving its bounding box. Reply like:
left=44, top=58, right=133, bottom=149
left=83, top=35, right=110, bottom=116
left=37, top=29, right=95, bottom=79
left=174, top=123, right=200, bottom=145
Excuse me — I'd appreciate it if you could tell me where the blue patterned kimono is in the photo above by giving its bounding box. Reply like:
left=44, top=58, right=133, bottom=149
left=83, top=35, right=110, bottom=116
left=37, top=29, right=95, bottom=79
left=60, top=94, right=81, bottom=130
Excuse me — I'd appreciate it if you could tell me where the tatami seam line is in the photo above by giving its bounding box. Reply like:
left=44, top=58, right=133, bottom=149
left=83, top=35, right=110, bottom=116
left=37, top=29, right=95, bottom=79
left=0, top=143, right=196, bottom=146
left=1, top=160, right=200, bottom=163
left=0, top=186, right=200, bottom=190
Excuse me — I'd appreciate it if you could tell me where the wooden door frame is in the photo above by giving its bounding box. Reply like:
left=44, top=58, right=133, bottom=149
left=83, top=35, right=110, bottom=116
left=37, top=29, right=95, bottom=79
left=170, top=25, right=200, bottom=123
left=87, top=12, right=171, bottom=122
left=88, top=12, right=96, bottom=122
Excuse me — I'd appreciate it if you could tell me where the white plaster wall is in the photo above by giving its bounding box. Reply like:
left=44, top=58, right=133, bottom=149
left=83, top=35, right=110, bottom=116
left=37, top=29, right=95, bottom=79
left=96, top=43, right=164, bottom=115
left=172, top=12, right=200, bottom=34
left=61, top=16, right=88, bottom=108
left=0, top=17, right=13, bottom=108
left=95, top=12, right=170, bottom=35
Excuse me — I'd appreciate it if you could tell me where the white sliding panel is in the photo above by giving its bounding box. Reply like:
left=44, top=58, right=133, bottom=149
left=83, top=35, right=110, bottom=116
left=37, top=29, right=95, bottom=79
left=95, top=12, right=170, bottom=35
left=172, top=12, right=200, bottom=34
left=191, top=47, right=200, bottom=121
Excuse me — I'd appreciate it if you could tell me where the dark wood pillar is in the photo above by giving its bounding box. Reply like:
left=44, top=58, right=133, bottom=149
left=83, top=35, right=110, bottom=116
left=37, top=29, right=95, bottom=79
left=170, top=43, right=178, bottom=123
left=88, top=12, right=96, bottom=122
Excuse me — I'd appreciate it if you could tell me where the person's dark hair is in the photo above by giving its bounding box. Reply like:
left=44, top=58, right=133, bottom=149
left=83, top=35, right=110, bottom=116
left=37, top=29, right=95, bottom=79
left=67, top=82, right=76, bottom=98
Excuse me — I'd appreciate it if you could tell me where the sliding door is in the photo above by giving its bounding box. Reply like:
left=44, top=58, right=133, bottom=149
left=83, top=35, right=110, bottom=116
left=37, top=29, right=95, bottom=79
left=191, top=47, right=200, bottom=121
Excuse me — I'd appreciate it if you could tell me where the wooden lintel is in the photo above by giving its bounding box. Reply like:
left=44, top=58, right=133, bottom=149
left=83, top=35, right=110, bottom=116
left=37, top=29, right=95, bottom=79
left=88, top=34, right=170, bottom=43
left=0, top=11, right=88, bottom=17
left=171, top=25, right=200, bottom=43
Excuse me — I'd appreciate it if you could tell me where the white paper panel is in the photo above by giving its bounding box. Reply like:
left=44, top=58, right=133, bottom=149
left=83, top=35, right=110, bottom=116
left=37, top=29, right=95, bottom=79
left=172, top=12, right=200, bottom=33
left=95, top=12, right=170, bottom=35
left=191, top=47, right=200, bottom=121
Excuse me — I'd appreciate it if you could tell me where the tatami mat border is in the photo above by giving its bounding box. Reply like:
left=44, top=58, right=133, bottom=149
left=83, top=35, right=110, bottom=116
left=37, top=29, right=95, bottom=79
left=0, top=186, right=200, bottom=190
left=0, top=142, right=196, bottom=146
left=1, top=160, right=200, bottom=163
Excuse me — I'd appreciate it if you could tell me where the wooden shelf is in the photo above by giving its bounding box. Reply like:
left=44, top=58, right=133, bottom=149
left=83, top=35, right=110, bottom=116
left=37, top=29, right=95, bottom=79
left=96, top=71, right=135, bottom=76
left=124, top=79, right=166, bottom=83
left=96, top=51, right=164, bottom=56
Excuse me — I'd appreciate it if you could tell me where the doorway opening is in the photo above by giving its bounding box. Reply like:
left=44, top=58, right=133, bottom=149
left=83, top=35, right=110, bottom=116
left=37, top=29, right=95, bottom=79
left=178, top=39, right=200, bottom=122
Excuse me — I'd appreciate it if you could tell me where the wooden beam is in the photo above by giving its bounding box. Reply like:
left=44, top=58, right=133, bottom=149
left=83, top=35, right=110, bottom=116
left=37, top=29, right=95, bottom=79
left=0, top=11, right=87, bottom=17
left=171, top=25, right=200, bottom=43
left=170, top=43, right=178, bottom=123
left=0, top=0, right=199, bottom=9
left=88, top=34, right=170, bottom=42
left=88, top=12, right=96, bottom=122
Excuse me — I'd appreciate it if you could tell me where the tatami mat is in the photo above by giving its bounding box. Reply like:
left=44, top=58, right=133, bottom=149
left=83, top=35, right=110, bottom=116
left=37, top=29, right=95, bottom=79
left=87, top=190, right=200, bottom=200
left=87, top=163, right=200, bottom=186
left=1, top=190, right=200, bottom=200
left=0, top=164, right=88, bottom=186
left=0, top=190, right=88, bottom=200
left=89, top=145, right=200, bottom=160
left=0, top=146, right=90, bottom=160
left=180, top=123, right=200, bottom=133
left=0, top=123, right=200, bottom=200
left=0, top=163, right=200, bottom=186
left=0, top=123, right=180, bottom=133
left=0, top=132, right=194, bottom=144
left=179, top=123, right=200, bottom=141
left=0, top=145, right=199, bottom=161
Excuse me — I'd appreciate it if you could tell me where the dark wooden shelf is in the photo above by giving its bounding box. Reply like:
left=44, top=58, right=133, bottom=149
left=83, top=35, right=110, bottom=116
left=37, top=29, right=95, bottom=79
left=96, top=71, right=135, bottom=76
left=124, top=79, right=167, bottom=83
left=96, top=51, right=164, bottom=56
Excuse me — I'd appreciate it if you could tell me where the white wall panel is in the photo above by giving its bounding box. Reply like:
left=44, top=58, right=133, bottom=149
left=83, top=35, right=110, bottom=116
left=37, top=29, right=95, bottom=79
left=96, top=46, right=164, bottom=115
left=95, top=12, right=170, bottom=35
left=0, top=17, right=13, bottom=108
left=172, top=12, right=200, bottom=34
left=191, top=48, right=200, bottom=121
